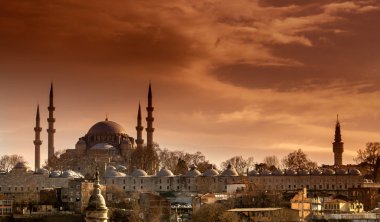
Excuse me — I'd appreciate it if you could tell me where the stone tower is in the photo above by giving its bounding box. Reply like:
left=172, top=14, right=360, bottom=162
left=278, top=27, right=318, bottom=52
left=85, top=169, right=108, bottom=222
left=333, top=115, right=344, bottom=166
left=146, top=83, right=155, bottom=149
left=47, top=83, right=56, bottom=165
left=34, top=105, right=42, bottom=171
left=136, top=103, right=144, bottom=149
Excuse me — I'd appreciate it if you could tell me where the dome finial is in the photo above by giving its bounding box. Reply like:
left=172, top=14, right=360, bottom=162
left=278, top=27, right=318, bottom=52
left=105, top=113, right=108, bottom=121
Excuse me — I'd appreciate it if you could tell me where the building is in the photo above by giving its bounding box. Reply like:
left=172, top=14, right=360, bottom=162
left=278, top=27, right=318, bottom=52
left=85, top=169, right=108, bottom=222
left=0, top=162, right=76, bottom=205
left=0, top=194, right=13, bottom=217
left=34, top=83, right=158, bottom=178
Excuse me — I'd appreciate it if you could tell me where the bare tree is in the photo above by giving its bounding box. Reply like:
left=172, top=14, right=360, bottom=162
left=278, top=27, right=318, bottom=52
left=156, top=148, right=211, bottom=173
left=355, top=142, right=380, bottom=180
left=263, top=155, right=280, bottom=170
left=0, top=155, right=25, bottom=172
left=282, top=149, right=317, bottom=170
left=221, top=156, right=255, bottom=174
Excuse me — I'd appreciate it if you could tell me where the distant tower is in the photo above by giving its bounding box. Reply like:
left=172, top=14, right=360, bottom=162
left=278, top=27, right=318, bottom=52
left=85, top=168, right=108, bottom=222
left=333, top=115, right=344, bottom=166
left=146, top=83, right=155, bottom=149
left=47, top=83, right=56, bottom=165
left=34, top=105, right=42, bottom=171
left=136, top=103, right=144, bottom=149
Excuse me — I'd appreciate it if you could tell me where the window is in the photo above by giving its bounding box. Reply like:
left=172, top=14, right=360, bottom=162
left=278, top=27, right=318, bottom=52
left=141, top=186, right=143, bottom=189
left=141, top=179, right=143, bottom=184
left=167, top=186, right=169, bottom=190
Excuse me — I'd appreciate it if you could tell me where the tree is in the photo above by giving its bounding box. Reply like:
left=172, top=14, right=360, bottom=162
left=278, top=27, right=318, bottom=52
left=174, top=158, right=188, bottom=175
left=131, top=143, right=159, bottom=174
left=0, top=155, right=25, bottom=172
left=282, top=149, right=317, bottom=170
left=221, top=156, right=255, bottom=174
left=156, top=148, right=211, bottom=173
left=354, top=142, right=380, bottom=180
left=263, top=155, right=280, bottom=170
left=192, top=203, right=232, bottom=222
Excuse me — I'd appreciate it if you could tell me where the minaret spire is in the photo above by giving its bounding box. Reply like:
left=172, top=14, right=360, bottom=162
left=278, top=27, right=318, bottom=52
left=47, top=82, right=56, bottom=165
left=334, top=114, right=341, bottom=142
left=136, top=102, right=144, bottom=149
left=146, top=82, right=155, bottom=149
left=333, top=114, right=344, bottom=166
left=34, top=105, right=42, bottom=171
left=145, top=82, right=157, bottom=174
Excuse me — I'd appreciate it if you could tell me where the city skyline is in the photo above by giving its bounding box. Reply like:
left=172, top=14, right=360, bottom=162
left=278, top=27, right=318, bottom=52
left=1, top=0, right=380, bottom=167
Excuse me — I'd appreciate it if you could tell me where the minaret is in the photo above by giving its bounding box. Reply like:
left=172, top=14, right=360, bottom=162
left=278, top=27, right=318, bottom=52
left=47, top=83, right=56, bottom=165
left=136, top=103, right=144, bottom=149
left=333, top=114, right=344, bottom=166
left=146, top=83, right=155, bottom=149
left=34, top=105, right=42, bottom=171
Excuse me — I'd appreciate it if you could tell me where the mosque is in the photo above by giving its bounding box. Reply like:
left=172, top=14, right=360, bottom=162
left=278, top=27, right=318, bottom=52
left=0, top=82, right=376, bottom=214
left=33, top=83, right=157, bottom=177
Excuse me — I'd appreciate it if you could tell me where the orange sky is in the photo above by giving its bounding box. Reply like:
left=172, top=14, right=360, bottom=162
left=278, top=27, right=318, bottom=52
left=0, top=0, right=380, bottom=167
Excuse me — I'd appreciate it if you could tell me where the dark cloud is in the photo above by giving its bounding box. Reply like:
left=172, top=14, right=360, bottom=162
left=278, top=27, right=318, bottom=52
left=211, top=2, right=380, bottom=91
left=0, top=1, right=204, bottom=67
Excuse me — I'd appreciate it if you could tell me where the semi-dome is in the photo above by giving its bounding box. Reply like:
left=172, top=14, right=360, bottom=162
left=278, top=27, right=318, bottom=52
left=36, top=168, right=49, bottom=174
left=14, top=162, right=28, bottom=169
left=285, top=169, right=297, bottom=175
left=186, top=165, right=201, bottom=177
left=104, top=166, right=126, bottom=178
left=131, top=169, right=148, bottom=177
left=116, top=165, right=127, bottom=171
left=336, top=168, right=347, bottom=175
left=312, top=168, right=322, bottom=175
left=248, top=170, right=260, bottom=176
left=87, top=120, right=126, bottom=135
left=299, top=169, right=310, bottom=175
left=61, top=170, right=83, bottom=178
left=50, top=171, right=61, bottom=178
left=91, top=143, right=116, bottom=150
left=323, top=168, right=335, bottom=175
left=203, top=168, right=219, bottom=177
left=261, top=169, right=272, bottom=176
left=76, top=139, right=86, bottom=145
left=350, top=168, right=361, bottom=175
left=273, top=169, right=284, bottom=176
left=221, top=164, right=239, bottom=176
left=157, top=167, right=174, bottom=177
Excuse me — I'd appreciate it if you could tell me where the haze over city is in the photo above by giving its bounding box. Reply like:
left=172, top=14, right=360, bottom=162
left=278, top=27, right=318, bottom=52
left=1, top=0, right=380, bottom=167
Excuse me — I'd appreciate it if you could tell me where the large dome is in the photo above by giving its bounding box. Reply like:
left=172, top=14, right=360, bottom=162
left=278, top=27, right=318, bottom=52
left=87, top=120, right=126, bottom=135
